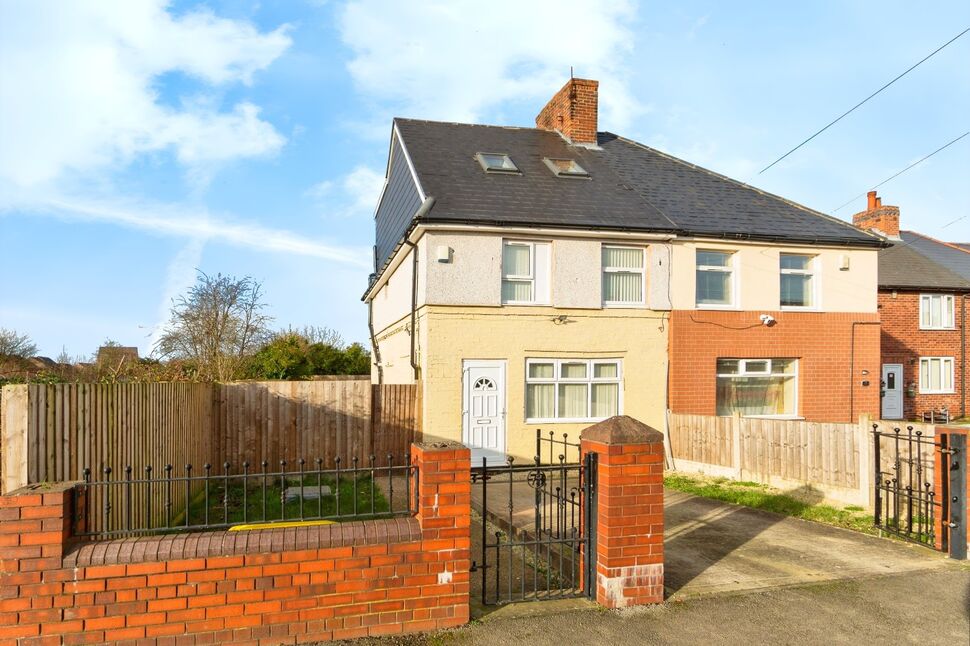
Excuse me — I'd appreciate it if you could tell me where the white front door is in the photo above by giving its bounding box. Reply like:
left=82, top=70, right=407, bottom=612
left=462, top=360, right=507, bottom=466
left=881, top=363, right=904, bottom=419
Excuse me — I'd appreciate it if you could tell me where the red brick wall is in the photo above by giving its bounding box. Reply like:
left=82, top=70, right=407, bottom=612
left=534, top=78, right=599, bottom=144
left=0, top=443, right=471, bottom=646
left=879, top=290, right=968, bottom=419
left=669, top=310, right=881, bottom=422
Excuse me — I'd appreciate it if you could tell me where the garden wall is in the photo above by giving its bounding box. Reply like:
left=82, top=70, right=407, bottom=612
left=0, top=442, right=469, bottom=645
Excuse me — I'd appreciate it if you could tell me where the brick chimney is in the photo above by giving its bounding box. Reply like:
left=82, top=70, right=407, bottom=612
left=535, top=78, right=599, bottom=145
left=852, top=190, right=900, bottom=238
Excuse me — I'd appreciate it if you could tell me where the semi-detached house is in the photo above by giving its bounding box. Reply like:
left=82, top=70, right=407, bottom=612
left=364, top=78, right=886, bottom=465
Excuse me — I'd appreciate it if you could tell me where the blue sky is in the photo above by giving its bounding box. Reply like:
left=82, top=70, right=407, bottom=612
left=1, top=0, right=968, bottom=359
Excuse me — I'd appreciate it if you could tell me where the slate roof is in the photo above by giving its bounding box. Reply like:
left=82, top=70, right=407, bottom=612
left=898, top=231, right=970, bottom=283
left=393, top=118, right=884, bottom=247
left=877, top=239, right=970, bottom=290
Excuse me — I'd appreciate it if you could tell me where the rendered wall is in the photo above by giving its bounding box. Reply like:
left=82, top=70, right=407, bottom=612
left=669, top=240, right=879, bottom=313
left=417, top=305, right=668, bottom=461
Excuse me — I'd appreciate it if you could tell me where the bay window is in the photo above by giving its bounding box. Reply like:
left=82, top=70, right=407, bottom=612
left=716, top=358, right=798, bottom=417
left=526, top=359, right=621, bottom=422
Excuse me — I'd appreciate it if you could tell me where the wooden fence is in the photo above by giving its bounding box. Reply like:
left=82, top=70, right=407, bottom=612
left=1, top=380, right=417, bottom=494
left=667, top=411, right=938, bottom=508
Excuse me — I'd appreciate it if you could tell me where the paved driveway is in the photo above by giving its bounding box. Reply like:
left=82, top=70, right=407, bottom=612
left=664, top=491, right=955, bottom=599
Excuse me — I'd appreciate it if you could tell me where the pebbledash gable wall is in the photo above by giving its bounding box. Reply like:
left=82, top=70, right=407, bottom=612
left=879, top=291, right=969, bottom=419
left=668, top=310, right=881, bottom=422
left=0, top=443, right=470, bottom=646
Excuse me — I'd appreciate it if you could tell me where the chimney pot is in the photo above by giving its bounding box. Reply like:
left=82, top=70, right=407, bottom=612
left=867, top=191, right=877, bottom=210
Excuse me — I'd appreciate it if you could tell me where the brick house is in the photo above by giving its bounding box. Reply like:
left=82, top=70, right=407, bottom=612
left=364, top=77, right=886, bottom=464
left=853, top=192, right=970, bottom=421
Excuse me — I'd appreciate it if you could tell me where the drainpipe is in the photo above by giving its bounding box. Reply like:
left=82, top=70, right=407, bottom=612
left=402, top=197, right=436, bottom=382
left=850, top=321, right=881, bottom=422
left=367, top=294, right=384, bottom=385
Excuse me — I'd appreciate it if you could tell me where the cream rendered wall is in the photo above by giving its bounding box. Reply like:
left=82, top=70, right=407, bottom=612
left=417, top=305, right=669, bottom=461
left=669, top=240, right=878, bottom=312
left=370, top=244, right=418, bottom=384
left=552, top=239, right=601, bottom=309
left=422, top=232, right=502, bottom=305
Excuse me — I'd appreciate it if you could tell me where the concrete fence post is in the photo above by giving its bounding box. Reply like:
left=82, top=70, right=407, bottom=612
left=731, top=411, right=743, bottom=480
left=580, top=416, right=665, bottom=608
left=858, top=413, right=873, bottom=509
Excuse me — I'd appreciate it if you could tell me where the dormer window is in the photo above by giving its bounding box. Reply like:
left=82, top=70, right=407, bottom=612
left=543, top=158, right=589, bottom=178
left=476, top=152, right=519, bottom=174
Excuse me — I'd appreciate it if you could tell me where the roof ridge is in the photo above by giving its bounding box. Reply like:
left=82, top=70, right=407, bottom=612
left=607, top=132, right=887, bottom=245
left=394, top=117, right=542, bottom=132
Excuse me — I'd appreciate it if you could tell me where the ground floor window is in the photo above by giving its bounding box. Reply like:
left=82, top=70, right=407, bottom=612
left=525, top=358, right=622, bottom=422
left=716, top=358, right=797, bottom=417
left=919, top=357, right=954, bottom=394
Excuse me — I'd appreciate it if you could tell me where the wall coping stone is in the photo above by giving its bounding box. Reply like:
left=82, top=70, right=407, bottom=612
left=63, top=517, right=421, bottom=567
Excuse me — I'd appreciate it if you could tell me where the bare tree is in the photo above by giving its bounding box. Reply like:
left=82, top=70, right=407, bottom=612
left=292, top=325, right=345, bottom=348
left=0, top=328, right=37, bottom=358
left=154, top=271, right=272, bottom=381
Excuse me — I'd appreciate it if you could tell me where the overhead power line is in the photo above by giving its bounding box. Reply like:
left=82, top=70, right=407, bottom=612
left=831, top=130, right=970, bottom=212
left=759, top=26, right=970, bottom=175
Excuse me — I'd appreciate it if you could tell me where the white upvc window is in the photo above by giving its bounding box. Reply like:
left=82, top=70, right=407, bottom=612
left=696, top=249, right=735, bottom=307
left=919, top=357, right=954, bottom=394
left=502, top=240, right=549, bottom=304
left=919, top=294, right=955, bottom=329
left=525, top=359, right=622, bottom=423
left=716, top=358, right=798, bottom=418
left=602, top=246, right=645, bottom=306
left=780, top=253, right=816, bottom=309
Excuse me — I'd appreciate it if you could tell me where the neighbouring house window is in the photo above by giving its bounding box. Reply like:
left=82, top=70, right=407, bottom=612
left=920, top=357, right=954, bottom=394
left=602, top=246, right=645, bottom=306
left=780, top=254, right=815, bottom=308
left=716, top=358, right=797, bottom=417
left=502, top=240, right=549, bottom=304
left=696, top=250, right=734, bottom=306
left=525, top=359, right=621, bottom=422
left=920, top=294, right=955, bottom=329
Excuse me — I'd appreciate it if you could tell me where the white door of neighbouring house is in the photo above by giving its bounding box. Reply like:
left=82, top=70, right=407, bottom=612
left=462, top=360, right=507, bottom=466
left=881, top=363, right=903, bottom=419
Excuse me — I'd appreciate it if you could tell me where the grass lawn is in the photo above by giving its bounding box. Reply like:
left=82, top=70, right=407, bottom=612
left=664, top=473, right=876, bottom=536
left=184, top=473, right=392, bottom=527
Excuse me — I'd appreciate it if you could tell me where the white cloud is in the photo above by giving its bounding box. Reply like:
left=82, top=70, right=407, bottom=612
left=305, top=165, right=384, bottom=218
left=1, top=193, right=370, bottom=268
left=338, top=0, right=642, bottom=132
left=150, top=238, right=206, bottom=350
left=0, top=1, right=291, bottom=187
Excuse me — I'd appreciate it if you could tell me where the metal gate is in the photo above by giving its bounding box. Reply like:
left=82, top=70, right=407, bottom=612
left=872, top=424, right=966, bottom=559
left=470, top=431, right=596, bottom=605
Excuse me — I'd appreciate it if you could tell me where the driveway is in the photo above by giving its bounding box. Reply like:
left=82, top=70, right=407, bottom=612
left=663, top=491, right=956, bottom=599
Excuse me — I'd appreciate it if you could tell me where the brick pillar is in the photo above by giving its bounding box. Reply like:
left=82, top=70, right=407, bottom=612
left=0, top=482, right=75, bottom=641
left=410, top=441, right=471, bottom=628
left=580, top=416, right=664, bottom=608
left=934, top=427, right=968, bottom=559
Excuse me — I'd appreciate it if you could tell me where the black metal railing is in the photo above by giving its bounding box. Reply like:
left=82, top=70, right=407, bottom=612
left=536, top=429, right=581, bottom=465
left=73, top=455, right=417, bottom=540
left=873, top=425, right=939, bottom=548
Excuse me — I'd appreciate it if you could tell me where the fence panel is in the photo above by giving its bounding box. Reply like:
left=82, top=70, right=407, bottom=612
left=2, top=380, right=418, bottom=496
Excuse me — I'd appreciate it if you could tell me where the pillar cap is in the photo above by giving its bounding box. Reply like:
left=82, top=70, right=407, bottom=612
left=581, top=416, right=664, bottom=445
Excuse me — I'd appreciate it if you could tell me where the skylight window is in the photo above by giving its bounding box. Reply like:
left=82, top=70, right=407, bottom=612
left=475, top=152, right=519, bottom=174
left=543, top=158, right=589, bottom=178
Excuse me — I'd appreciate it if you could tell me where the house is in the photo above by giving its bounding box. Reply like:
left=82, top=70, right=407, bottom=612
left=364, top=78, right=886, bottom=464
left=852, top=192, right=970, bottom=421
